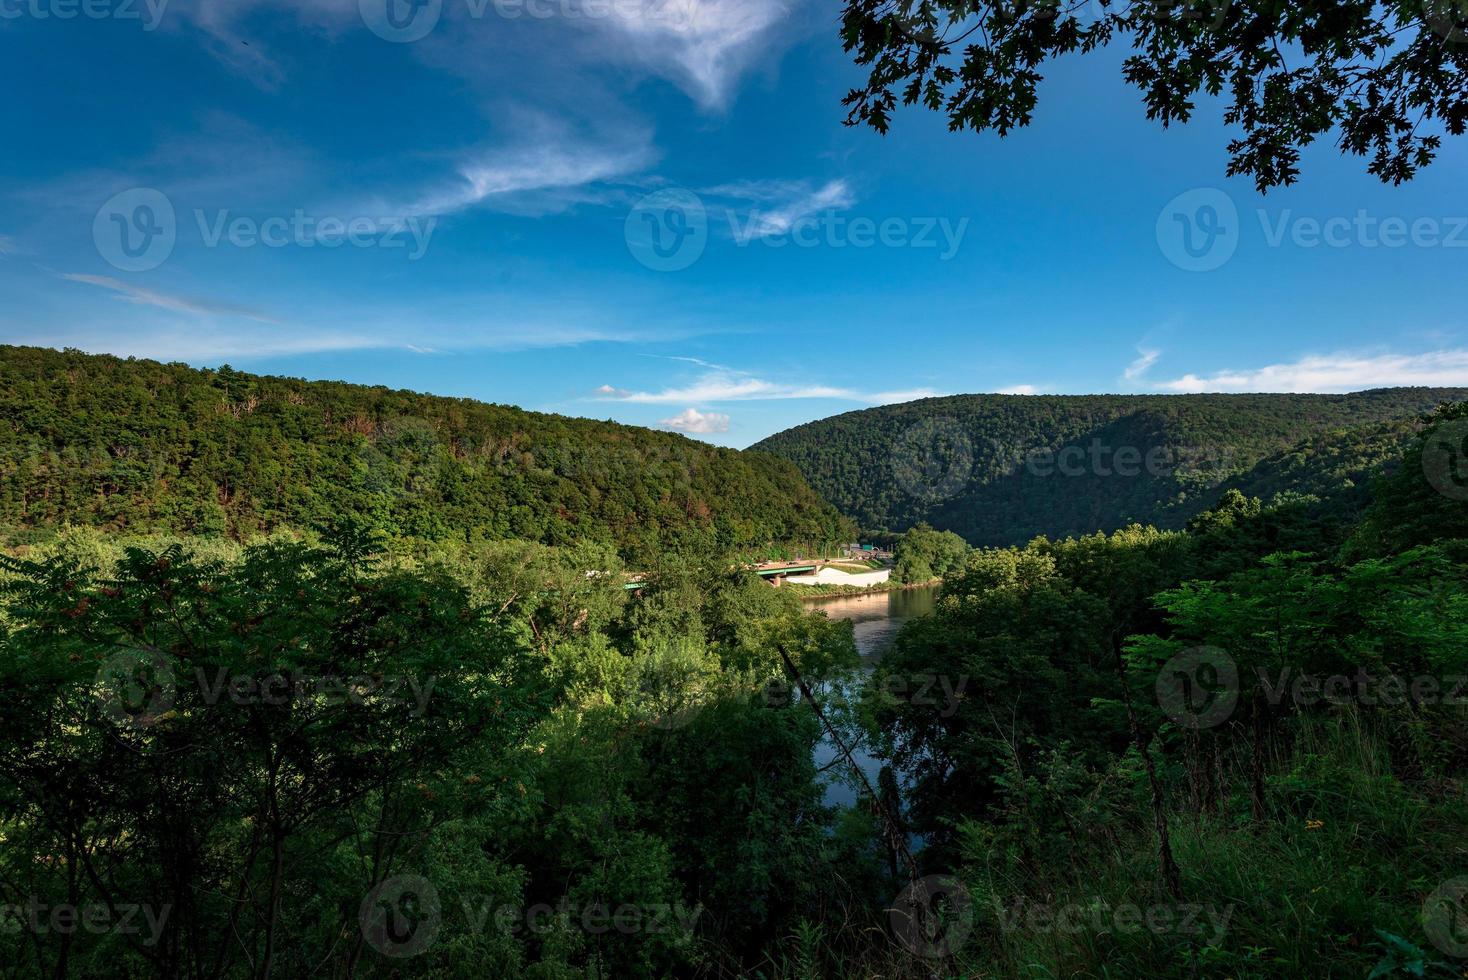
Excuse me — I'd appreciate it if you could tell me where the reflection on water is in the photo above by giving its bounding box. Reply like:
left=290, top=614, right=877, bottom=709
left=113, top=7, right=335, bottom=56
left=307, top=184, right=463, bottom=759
left=805, top=586, right=939, bottom=809
left=804, top=587, right=939, bottom=662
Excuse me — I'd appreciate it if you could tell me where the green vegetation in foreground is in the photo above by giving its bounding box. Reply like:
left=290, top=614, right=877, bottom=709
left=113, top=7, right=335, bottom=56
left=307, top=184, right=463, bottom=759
left=0, top=345, right=853, bottom=562
left=752, top=390, right=1467, bottom=545
left=0, top=388, right=1465, bottom=975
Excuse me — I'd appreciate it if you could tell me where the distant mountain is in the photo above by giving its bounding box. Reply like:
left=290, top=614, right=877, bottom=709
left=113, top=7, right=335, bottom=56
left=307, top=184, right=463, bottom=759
left=751, top=391, right=1468, bottom=545
left=0, top=346, right=853, bottom=555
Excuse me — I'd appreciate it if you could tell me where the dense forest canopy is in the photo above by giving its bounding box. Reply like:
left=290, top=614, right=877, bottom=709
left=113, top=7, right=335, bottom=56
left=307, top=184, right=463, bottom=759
left=0, top=341, right=1465, bottom=976
left=752, top=390, right=1468, bottom=544
left=0, top=346, right=853, bottom=560
left=1, top=400, right=1465, bottom=976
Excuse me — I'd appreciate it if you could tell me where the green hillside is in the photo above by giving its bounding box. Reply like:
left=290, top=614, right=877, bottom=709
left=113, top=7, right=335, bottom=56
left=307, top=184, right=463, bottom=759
left=0, top=345, right=852, bottom=556
left=751, top=391, right=1468, bottom=544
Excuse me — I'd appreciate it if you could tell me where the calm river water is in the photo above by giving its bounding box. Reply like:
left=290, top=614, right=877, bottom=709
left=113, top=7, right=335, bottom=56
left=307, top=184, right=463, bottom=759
left=803, top=585, right=940, bottom=808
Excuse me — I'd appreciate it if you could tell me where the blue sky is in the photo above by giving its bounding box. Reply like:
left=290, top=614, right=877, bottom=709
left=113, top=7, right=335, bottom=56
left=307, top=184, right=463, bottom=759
left=3, top=0, right=1468, bottom=447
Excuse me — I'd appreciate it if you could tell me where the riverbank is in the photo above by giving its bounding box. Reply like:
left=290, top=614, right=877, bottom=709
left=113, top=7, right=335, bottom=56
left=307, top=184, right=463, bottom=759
left=792, top=578, right=942, bottom=600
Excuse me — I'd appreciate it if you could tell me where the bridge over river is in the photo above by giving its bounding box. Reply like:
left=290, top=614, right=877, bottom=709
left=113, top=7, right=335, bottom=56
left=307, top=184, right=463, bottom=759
left=623, top=560, right=889, bottom=591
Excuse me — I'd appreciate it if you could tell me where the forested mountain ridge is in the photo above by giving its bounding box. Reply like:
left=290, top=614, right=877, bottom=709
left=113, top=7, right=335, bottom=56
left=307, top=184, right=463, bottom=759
left=752, top=390, right=1468, bottom=544
left=0, top=345, right=853, bottom=555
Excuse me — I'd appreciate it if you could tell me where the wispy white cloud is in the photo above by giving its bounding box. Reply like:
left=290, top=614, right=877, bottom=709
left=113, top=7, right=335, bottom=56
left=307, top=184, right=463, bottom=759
left=704, top=179, right=855, bottom=239
left=8, top=327, right=385, bottom=364
left=596, top=368, right=937, bottom=405
left=660, top=407, right=730, bottom=434
left=377, top=122, right=655, bottom=218
left=571, top=0, right=794, bottom=108
left=1156, top=349, right=1468, bottom=393
left=1124, top=348, right=1160, bottom=382
left=998, top=384, right=1040, bottom=395
left=16, top=315, right=650, bottom=366
left=640, top=354, right=725, bottom=368
left=61, top=273, right=277, bottom=324
left=166, top=0, right=792, bottom=109
left=0, top=234, right=19, bottom=256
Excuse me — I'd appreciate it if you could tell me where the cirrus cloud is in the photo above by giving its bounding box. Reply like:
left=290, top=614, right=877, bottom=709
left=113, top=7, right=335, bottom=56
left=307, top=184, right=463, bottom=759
left=61, top=273, right=278, bottom=323
left=1124, top=348, right=1161, bottom=382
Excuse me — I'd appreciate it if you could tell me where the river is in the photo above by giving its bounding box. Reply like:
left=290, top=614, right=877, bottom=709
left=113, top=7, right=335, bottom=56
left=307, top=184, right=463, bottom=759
left=803, top=585, right=940, bottom=808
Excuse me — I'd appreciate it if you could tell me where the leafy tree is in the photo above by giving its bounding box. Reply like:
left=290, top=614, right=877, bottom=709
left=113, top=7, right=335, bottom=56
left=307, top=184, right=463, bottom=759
left=870, top=546, right=1119, bottom=857
left=0, top=529, right=550, bottom=977
left=1349, top=401, right=1468, bottom=557
left=840, top=0, right=1468, bottom=189
left=892, top=523, right=970, bottom=582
